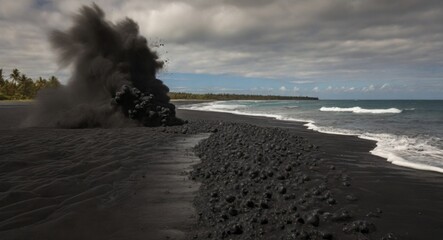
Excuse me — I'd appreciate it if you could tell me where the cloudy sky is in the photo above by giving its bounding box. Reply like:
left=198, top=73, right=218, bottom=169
left=1, top=0, right=442, bottom=99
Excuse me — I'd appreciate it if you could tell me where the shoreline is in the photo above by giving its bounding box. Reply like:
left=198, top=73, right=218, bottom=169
left=179, top=108, right=443, bottom=181
left=0, top=104, right=442, bottom=239
left=178, top=102, right=443, bottom=175
left=177, top=109, right=443, bottom=240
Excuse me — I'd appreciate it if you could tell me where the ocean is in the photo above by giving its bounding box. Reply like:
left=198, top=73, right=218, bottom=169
left=180, top=100, right=443, bottom=174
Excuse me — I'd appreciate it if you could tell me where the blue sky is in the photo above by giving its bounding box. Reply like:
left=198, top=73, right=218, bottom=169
left=160, top=71, right=442, bottom=100
left=0, top=0, right=442, bottom=99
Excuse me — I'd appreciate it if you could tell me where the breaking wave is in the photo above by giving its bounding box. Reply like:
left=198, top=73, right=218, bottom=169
left=181, top=101, right=443, bottom=174
left=320, top=106, right=402, bottom=114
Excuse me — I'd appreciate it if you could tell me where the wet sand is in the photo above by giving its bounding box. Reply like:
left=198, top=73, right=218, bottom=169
left=0, top=103, right=442, bottom=239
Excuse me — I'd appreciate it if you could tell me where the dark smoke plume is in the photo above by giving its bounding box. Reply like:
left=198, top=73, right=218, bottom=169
left=28, top=4, right=183, bottom=128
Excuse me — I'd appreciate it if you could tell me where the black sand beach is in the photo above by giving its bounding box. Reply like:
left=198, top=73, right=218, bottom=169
left=1, top=102, right=443, bottom=240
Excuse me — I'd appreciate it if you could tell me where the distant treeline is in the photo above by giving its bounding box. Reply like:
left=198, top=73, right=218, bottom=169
left=0, top=69, right=318, bottom=101
left=0, top=69, right=61, bottom=100
left=168, top=92, right=318, bottom=100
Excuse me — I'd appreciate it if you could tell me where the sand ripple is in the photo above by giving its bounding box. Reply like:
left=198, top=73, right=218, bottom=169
left=0, top=128, right=178, bottom=232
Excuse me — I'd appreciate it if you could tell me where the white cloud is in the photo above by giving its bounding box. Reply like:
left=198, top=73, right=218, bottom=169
left=0, top=0, right=34, bottom=19
left=312, top=86, right=319, bottom=92
left=171, top=86, right=188, bottom=91
left=291, top=80, right=314, bottom=84
left=279, top=86, right=287, bottom=91
left=293, top=86, right=300, bottom=91
left=362, top=84, right=375, bottom=92
left=322, top=85, right=355, bottom=92
left=380, top=83, right=390, bottom=89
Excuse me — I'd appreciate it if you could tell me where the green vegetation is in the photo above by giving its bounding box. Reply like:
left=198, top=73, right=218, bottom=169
left=0, top=69, right=317, bottom=101
left=168, top=92, right=318, bottom=100
left=0, top=68, right=61, bottom=100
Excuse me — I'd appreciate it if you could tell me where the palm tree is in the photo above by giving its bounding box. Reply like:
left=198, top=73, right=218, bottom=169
left=18, top=74, right=35, bottom=98
left=48, top=76, right=61, bottom=88
left=35, top=77, right=48, bottom=91
left=10, top=69, right=20, bottom=85
left=0, top=69, right=4, bottom=86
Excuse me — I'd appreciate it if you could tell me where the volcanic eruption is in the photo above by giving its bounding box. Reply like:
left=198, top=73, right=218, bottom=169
left=29, top=4, right=183, bottom=128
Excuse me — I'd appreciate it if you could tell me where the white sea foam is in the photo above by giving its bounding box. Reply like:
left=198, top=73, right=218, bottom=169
left=182, top=101, right=281, bottom=119
left=187, top=101, right=246, bottom=111
left=180, top=101, right=443, bottom=174
left=180, top=101, right=312, bottom=124
left=290, top=120, right=443, bottom=174
left=360, top=133, right=443, bottom=173
left=320, top=106, right=402, bottom=114
left=295, top=122, right=443, bottom=174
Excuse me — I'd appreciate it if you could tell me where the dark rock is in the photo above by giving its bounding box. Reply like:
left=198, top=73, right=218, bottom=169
left=296, top=217, right=305, bottom=224
left=186, top=122, right=383, bottom=240
left=228, top=207, right=238, bottom=216
left=331, top=210, right=352, bottom=222
left=250, top=170, right=259, bottom=179
left=298, top=230, right=310, bottom=240
left=229, top=224, right=243, bottom=235
left=284, top=194, right=295, bottom=200
left=342, top=181, right=350, bottom=187
left=345, top=194, right=358, bottom=202
left=343, top=220, right=376, bottom=234
left=306, top=212, right=320, bottom=227
left=245, top=199, right=255, bottom=208
left=366, top=211, right=380, bottom=218
left=277, top=175, right=286, bottom=180
left=321, top=232, right=333, bottom=239
left=226, top=195, right=236, bottom=203
left=381, top=232, right=398, bottom=240
left=327, top=198, right=336, bottom=205
left=113, top=85, right=183, bottom=127
left=277, top=186, right=287, bottom=194
left=260, top=201, right=270, bottom=209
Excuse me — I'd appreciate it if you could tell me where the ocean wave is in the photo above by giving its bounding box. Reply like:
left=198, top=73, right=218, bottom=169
left=180, top=102, right=443, bottom=174
left=180, top=101, right=312, bottom=123
left=319, top=106, right=402, bottom=114
left=360, top=133, right=443, bottom=174
left=303, top=122, right=443, bottom=174
left=184, top=101, right=247, bottom=111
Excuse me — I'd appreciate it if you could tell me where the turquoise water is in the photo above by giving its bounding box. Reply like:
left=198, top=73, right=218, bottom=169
left=181, top=100, right=443, bottom=173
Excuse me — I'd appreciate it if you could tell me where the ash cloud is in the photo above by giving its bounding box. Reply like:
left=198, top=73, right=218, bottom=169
left=28, top=4, right=183, bottom=128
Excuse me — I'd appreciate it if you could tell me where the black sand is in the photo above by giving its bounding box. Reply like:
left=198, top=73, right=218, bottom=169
left=0, top=103, right=208, bottom=240
left=177, top=109, right=443, bottom=240
left=0, top=103, right=442, bottom=240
